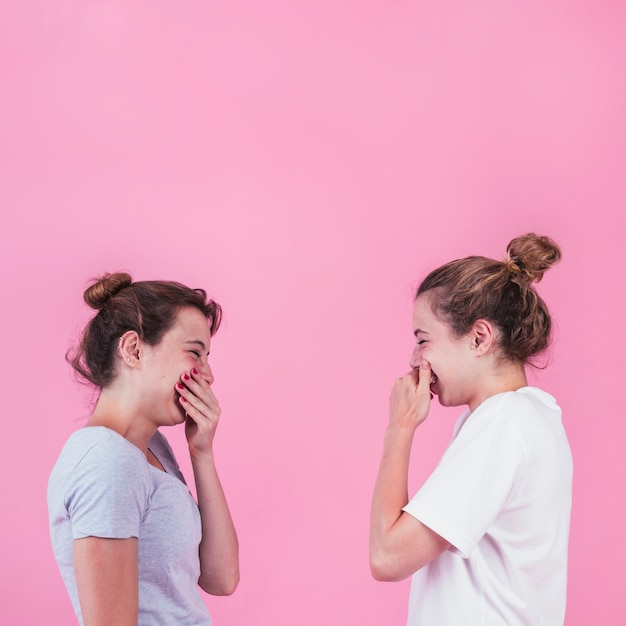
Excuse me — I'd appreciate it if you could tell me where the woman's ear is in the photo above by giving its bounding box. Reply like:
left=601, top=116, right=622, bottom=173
left=118, top=330, right=142, bottom=367
left=470, top=319, right=496, bottom=355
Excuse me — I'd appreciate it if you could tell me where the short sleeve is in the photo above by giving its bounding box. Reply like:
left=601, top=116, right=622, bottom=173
left=65, top=437, right=151, bottom=539
left=403, top=408, right=525, bottom=558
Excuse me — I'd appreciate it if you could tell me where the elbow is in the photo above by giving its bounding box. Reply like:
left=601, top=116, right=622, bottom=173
left=223, top=569, right=240, bottom=595
left=370, top=562, right=405, bottom=583
left=369, top=538, right=391, bottom=581
left=370, top=560, right=391, bottom=582
left=199, top=569, right=240, bottom=596
left=217, top=570, right=240, bottom=596
left=369, top=549, right=407, bottom=583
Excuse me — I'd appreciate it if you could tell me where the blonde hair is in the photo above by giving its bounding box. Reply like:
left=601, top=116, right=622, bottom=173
left=416, top=233, right=561, bottom=364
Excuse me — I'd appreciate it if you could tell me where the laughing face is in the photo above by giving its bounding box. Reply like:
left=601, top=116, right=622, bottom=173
left=410, top=293, right=478, bottom=408
left=138, top=306, right=214, bottom=426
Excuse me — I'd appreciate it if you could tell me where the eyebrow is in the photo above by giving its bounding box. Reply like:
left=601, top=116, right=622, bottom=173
left=184, top=340, right=207, bottom=352
left=413, top=328, right=429, bottom=338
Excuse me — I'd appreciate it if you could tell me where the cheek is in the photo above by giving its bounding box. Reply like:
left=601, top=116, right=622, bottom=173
left=155, top=370, right=178, bottom=396
left=418, top=344, right=433, bottom=362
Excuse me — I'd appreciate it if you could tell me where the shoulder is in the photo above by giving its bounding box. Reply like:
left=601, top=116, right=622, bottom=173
left=469, top=387, right=560, bottom=429
left=48, top=428, right=153, bottom=531
left=474, top=387, right=567, bottom=464
left=52, top=427, right=151, bottom=490
left=449, top=393, right=535, bottom=464
left=496, top=387, right=562, bottom=433
left=76, top=427, right=149, bottom=469
left=504, top=386, right=559, bottom=412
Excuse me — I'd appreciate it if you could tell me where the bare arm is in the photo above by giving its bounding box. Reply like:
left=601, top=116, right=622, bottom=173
left=369, top=361, right=450, bottom=581
left=191, top=452, right=240, bottom=595
left=74, top=536, right=138, bottom=626
left=178, top=368, right=240, bottom=595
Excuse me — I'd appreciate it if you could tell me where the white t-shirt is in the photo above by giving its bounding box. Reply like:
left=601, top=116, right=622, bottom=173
left=402, top=387, right=572, bottom=626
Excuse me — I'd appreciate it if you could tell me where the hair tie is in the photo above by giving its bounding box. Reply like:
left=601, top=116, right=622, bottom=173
left=504, top=257, right=527, bottom=278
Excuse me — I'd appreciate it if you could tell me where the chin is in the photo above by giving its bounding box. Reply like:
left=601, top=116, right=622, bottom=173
left=439, top=397, right=465, bottom=408
left=434, top=390, right=457, bottom=408
left=169, top=403, right=187, bottom=425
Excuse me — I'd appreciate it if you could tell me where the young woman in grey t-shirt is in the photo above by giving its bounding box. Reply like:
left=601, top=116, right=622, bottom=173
left=48, top=273, right=239, bottom=626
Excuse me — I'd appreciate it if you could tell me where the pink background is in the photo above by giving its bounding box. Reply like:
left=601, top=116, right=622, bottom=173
left=1, top=2, right=624, bottom=624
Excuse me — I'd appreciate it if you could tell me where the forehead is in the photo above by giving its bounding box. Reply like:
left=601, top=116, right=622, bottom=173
left=413, top=293, right=436, bottom=322
left=412, top=293, right=447, bottom=334
left=167, top=307, right=212, bottom=343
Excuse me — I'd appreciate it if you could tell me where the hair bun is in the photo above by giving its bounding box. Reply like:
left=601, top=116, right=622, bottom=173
left=83, top=272, right=133, bottom=309
left=505, top=233, right=561, bottom=284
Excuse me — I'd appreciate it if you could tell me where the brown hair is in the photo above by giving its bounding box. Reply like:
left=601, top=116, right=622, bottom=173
left=416, top=233, right=561, bottom=364
left=68, top=272, right=222, bottom=388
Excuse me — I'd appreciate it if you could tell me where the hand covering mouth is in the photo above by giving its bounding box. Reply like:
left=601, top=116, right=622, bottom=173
left=416, top=365, right=437, bottom=385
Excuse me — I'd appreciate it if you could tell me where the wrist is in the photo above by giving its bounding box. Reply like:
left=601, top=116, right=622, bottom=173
left=385, top=420, right=418, bottom=438
left=189, top=447, right=216, bottom=465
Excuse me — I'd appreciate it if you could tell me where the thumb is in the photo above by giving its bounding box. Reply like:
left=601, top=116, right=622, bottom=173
left=417, top=360, right=433, bottom=395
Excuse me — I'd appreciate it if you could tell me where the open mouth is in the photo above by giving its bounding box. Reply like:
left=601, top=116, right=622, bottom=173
left=416, top=366, right=438, bottom=386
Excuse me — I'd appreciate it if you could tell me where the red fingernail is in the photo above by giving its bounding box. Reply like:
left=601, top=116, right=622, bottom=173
left=180, top=397, right=187, bottom=403
left=183, top=373, right=190, bottom=380
left=192, top=368, right=198, bottom=375
left=177, top=383, right=184, bottom=390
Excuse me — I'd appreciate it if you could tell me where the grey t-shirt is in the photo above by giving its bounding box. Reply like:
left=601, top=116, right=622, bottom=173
left=47, top=426, right=212, bottom=625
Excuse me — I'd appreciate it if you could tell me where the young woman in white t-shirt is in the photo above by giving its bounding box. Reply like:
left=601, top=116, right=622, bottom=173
left=370, top=233, right=572, bottom=625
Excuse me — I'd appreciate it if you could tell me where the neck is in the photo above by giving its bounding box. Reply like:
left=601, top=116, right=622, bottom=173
left=86, top=388, right=157, bottom=454
left=468, top=362, right=527, bottom=413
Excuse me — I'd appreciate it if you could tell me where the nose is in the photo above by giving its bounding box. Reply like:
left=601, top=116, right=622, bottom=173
left=409, top=345, right=421, bottom=370
left=198, top=361, right=214, bottom=385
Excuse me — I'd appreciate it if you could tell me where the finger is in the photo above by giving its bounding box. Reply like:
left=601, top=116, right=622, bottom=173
left=416, top=361, right=432, bottom=391
left=187, top=369, right=219, bottom=402
left=176, top=391, right=217, bottom=430
left=179, top=387, right=219, bottom=419
left=180, top=395, right=219, bottom=428
left=190, top=367, right=214, bottom=388
left=391, top=374, right=413, bottom=400
left=178, top=373, right=220, bottom=411
left=407, top=368, right=420, bottom=387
